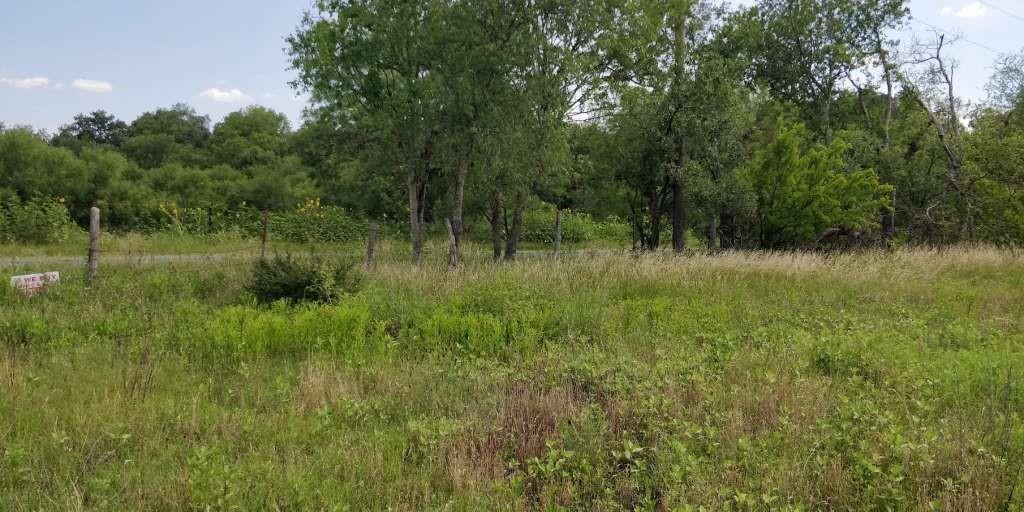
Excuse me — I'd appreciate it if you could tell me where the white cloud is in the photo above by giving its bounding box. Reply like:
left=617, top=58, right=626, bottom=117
left=200, top=88, right=252, bottom=103
left=72, top=79, right=113, bottom=93
left=941, top=2, right=988, bottom=19
left=0, top=76, right=50, bottom=89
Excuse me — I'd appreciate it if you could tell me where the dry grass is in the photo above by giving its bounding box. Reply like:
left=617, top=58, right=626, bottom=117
left=294, top=360, right=366, bottom=413
left=371, top=245, right=1024, bottom=297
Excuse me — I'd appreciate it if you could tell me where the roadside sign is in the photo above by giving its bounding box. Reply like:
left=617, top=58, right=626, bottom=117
left=10, top=272, right=60, bottom=295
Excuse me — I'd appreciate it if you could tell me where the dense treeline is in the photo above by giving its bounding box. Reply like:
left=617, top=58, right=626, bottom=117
left=3, top=0, right=1024, bottom=257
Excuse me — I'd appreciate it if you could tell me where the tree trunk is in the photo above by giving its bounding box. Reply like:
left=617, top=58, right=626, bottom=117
left=671, top=176, right=685, bottom=253
left=553, top=208, right=563, bottom=258
left=408, top=173, right=426, bottom=265
left=883, top=188, right=896, bottom=240
left=822, top=95, right=834, bottom=144
left=705, top=215, right=718, bottom=252
left=504, top=191, right=525, bottom=261
left=450, top=156, right=470, bottom=267
left=489, top=191, right=503, bottom=260
left=445, top=218, right=459, bottom=269
left=719, top=207, right=736, bottom=250
left=645, top=189, right=662, bottom=251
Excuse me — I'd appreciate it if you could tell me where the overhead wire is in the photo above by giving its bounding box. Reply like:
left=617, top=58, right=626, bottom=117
left=975, top=0, right=1024, bottom=25
left=909, top=16, right=1007, bottom=55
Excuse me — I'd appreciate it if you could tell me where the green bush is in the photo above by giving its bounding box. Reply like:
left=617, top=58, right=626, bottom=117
left=246, top=254, right=363, bottom=305
left=191, top=300, right=385, bottom=360
left=475, top=203, right=631, bottom=245
left=267, top=200, right=368, bottom=243
left=0, top=197, right=77, bottom=244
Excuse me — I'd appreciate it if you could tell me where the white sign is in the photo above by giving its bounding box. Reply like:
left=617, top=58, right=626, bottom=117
left=10, top=272, right=60, bottom=295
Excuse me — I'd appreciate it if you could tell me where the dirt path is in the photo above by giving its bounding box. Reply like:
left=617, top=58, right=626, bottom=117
left=1, top=249, right=617, bottom=269
left=1, top=252, right=254, bottom=269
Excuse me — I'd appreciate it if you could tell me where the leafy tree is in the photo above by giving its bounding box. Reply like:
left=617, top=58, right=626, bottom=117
left=210, top=106, right=291, bottom=169
left=0, top=128, right=89, bottom=218
left=52, top=111, right=128, bottom=152
left=744, top=122, right=892, bottom=248
left=750, top=0, right=907, bottom=140
left=241, top=157, right=318, bottom=211
left=289, top=0, right=452, bottom=263
left=124, top=104, right=211, bottom=168
left=986, top=50, right=1024, bottom=112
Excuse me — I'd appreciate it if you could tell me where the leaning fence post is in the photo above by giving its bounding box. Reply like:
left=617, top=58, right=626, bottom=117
left=365, top=222, right=378, bottom=269
left=87, top=206, right=100, bottom=285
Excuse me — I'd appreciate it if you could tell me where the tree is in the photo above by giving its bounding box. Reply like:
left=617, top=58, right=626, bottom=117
left=52, top=111, right=128, bottom=152
left=508, top=0, right=613, bottom=259
left=745, top=122, right=892, bottom=248
left=986, top=50, right=1024, bottom=112
left=902, top=33, right=973, bottom=239
left=751, top=0, right=907, bottom=141
left=603, top=0, right=730, bottom=251
left=210, top=106, right=291, bottom=169
left=290, top=0, right=452, bottom=263
left=124, top=104, right=211, bottom=168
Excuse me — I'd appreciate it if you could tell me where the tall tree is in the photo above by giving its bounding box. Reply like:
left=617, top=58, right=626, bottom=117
left=52, top=111, right=129, bottom=152
left=751, top=0, right=907, bottom=141
left=290, top=0, right=451, bottom=263
left=604, top=0, right=722, bottom=251
left=210, top=106, right=292, bottom=169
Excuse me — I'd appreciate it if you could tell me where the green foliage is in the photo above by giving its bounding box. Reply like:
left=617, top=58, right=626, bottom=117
left=190, top=301, right=384, bottom=361
left=51, top=110, right=128, bottom=152
left=0, top=197, right=76, bottom=244
left=518, top=205, right=630, bottom=245
left=267, top=200, right=368, bottom=243
left=246, top=254, right=363, bottom=305
left=6, top=0, right=1024, bottom=252
left=745, top=122, right=893, bottom=248
left=209, top=106, right=291, bottom=169
left=2, top=251, right=1024, bottom=509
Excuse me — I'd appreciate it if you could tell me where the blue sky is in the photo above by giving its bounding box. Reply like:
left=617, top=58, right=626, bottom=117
left=1, top=0, right=1022, bottom=132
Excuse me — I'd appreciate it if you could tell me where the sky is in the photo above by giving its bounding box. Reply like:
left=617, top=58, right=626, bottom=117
left=1, top=0, right=1023, bottom=133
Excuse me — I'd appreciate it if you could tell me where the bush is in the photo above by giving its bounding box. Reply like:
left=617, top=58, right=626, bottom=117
left=0, top=197, right=77, bottom=244
left=475, top=203, right=631, bottom=245
left=267, top=199, right=368, bottom=243
left=246, top=254, right=363, bottom=305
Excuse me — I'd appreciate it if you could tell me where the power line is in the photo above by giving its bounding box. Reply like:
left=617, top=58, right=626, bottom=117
left=975, top=0, right=1024, bottom=25
left=910, top=16, right=1007, bottom=55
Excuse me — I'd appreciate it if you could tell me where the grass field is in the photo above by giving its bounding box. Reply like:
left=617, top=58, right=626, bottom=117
left=2, top=247, right=1023, bottom=510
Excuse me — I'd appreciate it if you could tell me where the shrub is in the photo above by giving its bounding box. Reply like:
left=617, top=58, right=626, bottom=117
left=0, top=197, right=76, bottom=244
left=268, top=199, right=368, bottom=243
left=191, top=300, right=384, bottom=360
left=246, top=255, right=363, bottom=305
left=473, top=203, right=631, bottom=245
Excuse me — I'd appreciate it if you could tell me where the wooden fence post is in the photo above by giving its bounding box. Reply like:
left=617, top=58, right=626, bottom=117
left=365, top=222, right=378, bottom=269
left=260, top=209, right=269, bottom=260
left=87, top=206, right=100, bottom=285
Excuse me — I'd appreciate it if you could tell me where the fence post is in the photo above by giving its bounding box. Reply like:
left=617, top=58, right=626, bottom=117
left=365, top=222, right=378, bottom=269
left=87, top=206, right=100, bottom=285
left=260, top=209, right=269, bottom=260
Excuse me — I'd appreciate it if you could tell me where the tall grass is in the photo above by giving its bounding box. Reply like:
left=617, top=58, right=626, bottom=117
left=1, top=247, right=1022, bottom=510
